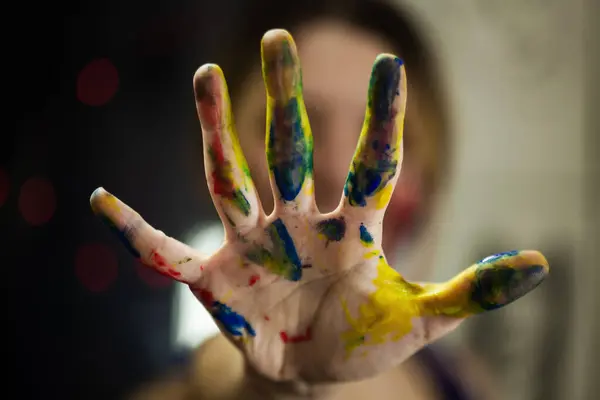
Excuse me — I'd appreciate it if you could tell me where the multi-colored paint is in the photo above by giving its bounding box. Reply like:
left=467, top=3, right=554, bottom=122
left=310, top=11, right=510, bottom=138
left=263, top=33, right=314, bottom=203
left=344, top=56, right=404, bottom=209
left=193, top=287, right=256, bottom=337
left=196, top=65, right=254, bottom=221
left=245, top=218, right=302, bottom=281
left=359, top=224, right=374, bottom=246
left=316, top=217, right=346, bottom=246
left=341, top=249, right=549, bottom=356
left=470, top=251, right=547, bottom=311
left=91, top=189, right=141, bottom=258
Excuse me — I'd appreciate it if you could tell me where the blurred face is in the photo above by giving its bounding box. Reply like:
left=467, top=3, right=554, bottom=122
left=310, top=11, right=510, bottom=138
left=234, top=19, right=432, bottom=261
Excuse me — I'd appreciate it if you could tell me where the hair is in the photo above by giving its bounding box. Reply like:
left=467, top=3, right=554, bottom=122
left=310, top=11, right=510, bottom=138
left=205, top=0, right=450, bottom=202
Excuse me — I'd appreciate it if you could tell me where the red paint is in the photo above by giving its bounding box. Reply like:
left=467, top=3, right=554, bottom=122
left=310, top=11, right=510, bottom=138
left=77, top=58, right=119, bottom=106
left=280, top=327, right=312, bottom=344
left=18, top=177, right=56, bottom=226
left=198, top=75, right=221, bottom=127
left=210, top=133, right=235, bottom=198
left=193, top=287, right=215, bottom=305
left=248, top=274, right=260, bottom=286
left=75, top=243, right=118, bottom=293
left=149, top=250, right=182, bottom=280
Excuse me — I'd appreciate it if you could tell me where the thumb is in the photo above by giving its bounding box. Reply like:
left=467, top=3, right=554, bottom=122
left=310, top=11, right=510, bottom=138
left=418, top=250, right=549, bottom=318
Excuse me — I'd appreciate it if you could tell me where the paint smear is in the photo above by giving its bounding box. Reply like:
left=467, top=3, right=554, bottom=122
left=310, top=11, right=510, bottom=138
left=316, top=217, right=346, bottom=245
left=344, top=56, right=403, bottom=209
left=208, top=132, right=251, bottom=217
left=280, top=327, right=311, bottom=344
left=470, top=260, right=547, bottom=311
left=341, top=254, right=421, bottom=356
left=248, top=274, right=260, bottom=286
left=263, top=35, right=313, bottom=202
left=246, top=218, right=302, bottom=281
left=193, top=287, right=256, bottom=337
left=149, top=250, right=182, bottom=279
left=359, top=224, right=374, bottom=246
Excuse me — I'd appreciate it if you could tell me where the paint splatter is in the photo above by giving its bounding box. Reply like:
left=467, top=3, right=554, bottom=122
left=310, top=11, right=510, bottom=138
left=150, top=250, right=182, bottom=279
left=280, top=327, right=312, bottom=343
left=470, top=263, right=547, bottom=311
left=208, top=133, right=251, bottom=217
left=344, top=56, right=403, bottom=208
left=341, top=255, right=421, bottom=356
left=193, top=287, right=256, bottom=337
left=316, top=217, right=346, bottom=245
left=359, top=224, right=374, bottom=246
left=248, top=274, right=260, bottom=286
left=245, top=218, right=302, bottom=281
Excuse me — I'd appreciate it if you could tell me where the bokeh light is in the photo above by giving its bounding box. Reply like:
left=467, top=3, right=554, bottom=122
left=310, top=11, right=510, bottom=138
left=75, top=243, right=119, bottom=293
left=77, top=58, right=119, bottom=106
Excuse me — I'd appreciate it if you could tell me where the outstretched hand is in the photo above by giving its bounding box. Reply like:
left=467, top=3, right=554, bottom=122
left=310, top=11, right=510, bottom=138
left=90, top=29, right=549, bottom=385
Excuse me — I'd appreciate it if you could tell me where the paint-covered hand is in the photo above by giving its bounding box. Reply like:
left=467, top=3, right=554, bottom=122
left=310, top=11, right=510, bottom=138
left=90, top=29, right=549, bottom=386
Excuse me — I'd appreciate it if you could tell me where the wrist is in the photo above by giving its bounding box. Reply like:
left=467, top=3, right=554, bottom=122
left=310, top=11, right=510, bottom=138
left=242, top=363, right=337, bottom=400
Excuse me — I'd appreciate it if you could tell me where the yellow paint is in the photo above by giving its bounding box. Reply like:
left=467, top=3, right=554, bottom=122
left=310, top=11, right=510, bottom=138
left=341, top=255, right=422, bottom=356
left=211, top=65, right=253, bottom=194
left=222, top=290, right=234, bottom=303
left=102, top=193, right=121, bottom=215
left=373, top=183, right=393, bottom=210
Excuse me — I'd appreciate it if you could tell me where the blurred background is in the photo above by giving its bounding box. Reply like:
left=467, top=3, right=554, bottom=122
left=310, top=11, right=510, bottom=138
left=6, top=0, right=598, bottom=398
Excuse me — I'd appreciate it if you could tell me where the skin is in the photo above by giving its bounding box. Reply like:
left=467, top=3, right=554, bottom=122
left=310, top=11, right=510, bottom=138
left=235, top=20, right=433, bottom=264
left=91, top=28, right=549, bottom=397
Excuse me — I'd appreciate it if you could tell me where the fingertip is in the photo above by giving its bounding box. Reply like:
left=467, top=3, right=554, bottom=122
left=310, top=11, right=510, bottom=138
left=518, top=250, right=550, bottom=273
left=261, top=29, right=295, bottom=50
left=193, top=63, right=226, bottom=101
left=194, top=63, right=224, bottom=82
left=90, top=186, right=108, bottom=213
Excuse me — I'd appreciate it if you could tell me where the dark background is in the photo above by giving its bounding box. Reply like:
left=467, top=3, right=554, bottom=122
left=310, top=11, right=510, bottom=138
left=7, top=1, right=240, bottom=398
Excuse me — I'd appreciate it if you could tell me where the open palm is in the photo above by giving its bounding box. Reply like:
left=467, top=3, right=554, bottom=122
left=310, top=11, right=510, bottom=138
left=90, top=30, right=549, bottom=385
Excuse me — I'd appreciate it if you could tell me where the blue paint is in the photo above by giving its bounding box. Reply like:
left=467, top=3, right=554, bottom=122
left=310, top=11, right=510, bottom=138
left=99, top=215, right=140, bottom=258
left=471, top=263, right=547, bottom=311
left=344, top=159, right=397, bottom=207
left=477, top=250, right=519, bottom=265
left=317, top=217, right=346, bottom=244
left=344, top=56, right=402, bottom=207
left=359, top=224, right=374, bottom=245
left=371, top=56, right=403, bottom=122
left=212, top=301, right=256, bottom=336
left=268, top=97, right=313, bottom=202
left=246, top=218, right=303, bottom=281
left=270, top=218, right=302, bottom=280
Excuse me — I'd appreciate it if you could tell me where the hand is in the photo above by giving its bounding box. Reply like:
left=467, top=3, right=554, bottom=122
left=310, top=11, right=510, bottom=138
left=90, top=29, right=549, bottom=386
